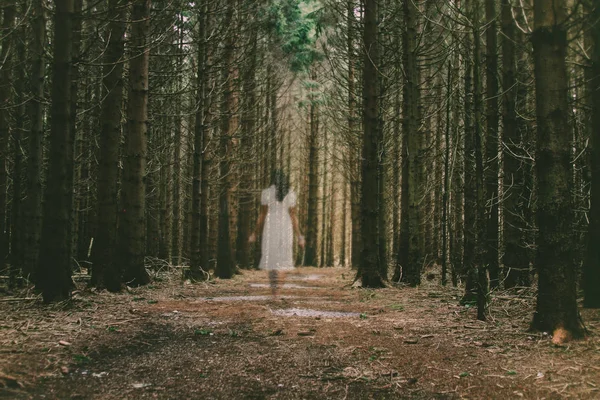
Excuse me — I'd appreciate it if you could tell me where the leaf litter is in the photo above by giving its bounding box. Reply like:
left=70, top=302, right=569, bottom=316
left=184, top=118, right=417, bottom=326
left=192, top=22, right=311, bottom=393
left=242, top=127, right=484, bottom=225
left=0, top=266, right=599, bottom=399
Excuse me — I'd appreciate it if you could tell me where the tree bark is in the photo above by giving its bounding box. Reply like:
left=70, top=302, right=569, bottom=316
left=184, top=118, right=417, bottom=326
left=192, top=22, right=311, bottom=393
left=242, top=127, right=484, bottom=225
left=584, top=0, right=600, bottom=308
left=531, top=0, right=582, bottom=335
left=358, top=0, right=385, bottom=287
left=473, top=0, right=488, bottom=320
left=91, top=0, right=127, bottom=291
left=119, top=0, right=151, bottom=287
left=23, top=0, right=46, bottom=282
left=396, top=0, right=421, bottom=286
left=347, top=0, right=361, bottom=269
left=502, top=0, right=529, bottom=289
left=36, top=0, right=76, bottom=302
left=304, top=70, right=319, bottom=267
left=0, top=3, right=16, bottom=275
left=215, top=2, right=236, bottom=279
left=462, top=0, right=477, bottom=302
left=485, top=0, right=500, bottom=289
left=190, top=0, right=209, bottom=277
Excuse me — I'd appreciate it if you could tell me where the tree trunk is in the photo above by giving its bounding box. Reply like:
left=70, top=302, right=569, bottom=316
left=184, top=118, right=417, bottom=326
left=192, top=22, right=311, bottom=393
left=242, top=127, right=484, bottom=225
left=396, top=0, right=421, bottom=286
left=9, top=16, right=27, bottom=286
left=584, top=0, right=600, bottom=308
left=69, top=0, right=83, bottom=272
left=235, top=22, right=258, bottom=270
left=501, top=0, right=529, bottom=289
left=23, top=0, right=46, bottom=282
left=485, top=0, right=500, bottom=290
left=215, top=2, right=236, bottom=279
left=0, top=3, right=16, bottom=275
left=531, top=0, right=582, bottom=336
left=36, top=0, right=76, bottom=302
left=190, top=0, right=208, bottom=278
left=119, top=0, right=151, bottom=287
left=158, top=120, right=173, bottom=261
left=91, top=0, right=127, bottom=291
left=462, top=0, right=477, bottom=302
left=473, top=0, right=488, bottom=320
left=442, top=62, right=452, bottom=286
left=320, top=128, right=328, bottom=267
left=347, top=0, right=361, bottom=269
left=304, top=70, right=320, bottom=266
left=358, top=0, right=385, bottom=287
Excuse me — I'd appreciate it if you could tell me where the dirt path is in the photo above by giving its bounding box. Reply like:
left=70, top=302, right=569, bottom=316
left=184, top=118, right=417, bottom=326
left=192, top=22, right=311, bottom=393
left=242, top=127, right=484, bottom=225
left=1, top=267, right=599, bottom=399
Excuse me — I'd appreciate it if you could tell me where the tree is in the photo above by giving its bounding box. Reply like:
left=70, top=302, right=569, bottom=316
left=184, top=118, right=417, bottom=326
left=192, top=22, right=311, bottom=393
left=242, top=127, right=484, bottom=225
left=0, top=3, right=16, bottom=276
left=91, top=0, right=128, bottom=291
left=396, top=0, right=421, bottom=286
left=485, top=0, right=500, bottom=289
left=23, top=0, right=46, bottom=282
left=584, top=0, right=600, bottom=308
left=502, top=0, right=529, bottom=289
left=36, top=0, right=76, bottom=302
left=215, top=1, right=237, bottom=279
left=119, top=0, right=151, bottom=286
left=190, top=1, right=210, bottom=278
left=304, top=70, right=320, bottom=267
left=358, top=0, right=385, bottom=287
left=531, top=0, right=582, bottom=335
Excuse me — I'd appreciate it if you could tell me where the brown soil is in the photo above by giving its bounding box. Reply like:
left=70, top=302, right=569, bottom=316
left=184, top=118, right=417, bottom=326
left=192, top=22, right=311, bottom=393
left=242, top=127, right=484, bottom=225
left=1, top=267, right=599, bottom=399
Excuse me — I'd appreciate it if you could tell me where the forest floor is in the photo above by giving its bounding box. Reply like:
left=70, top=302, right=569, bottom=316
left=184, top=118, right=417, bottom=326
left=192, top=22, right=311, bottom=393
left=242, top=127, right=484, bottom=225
left=0, top=266, right=599, bottom=400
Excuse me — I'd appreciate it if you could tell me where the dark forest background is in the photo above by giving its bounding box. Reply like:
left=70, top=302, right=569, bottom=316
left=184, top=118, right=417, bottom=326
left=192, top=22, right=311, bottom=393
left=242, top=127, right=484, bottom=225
left=0, top=0, right=599, bottom=339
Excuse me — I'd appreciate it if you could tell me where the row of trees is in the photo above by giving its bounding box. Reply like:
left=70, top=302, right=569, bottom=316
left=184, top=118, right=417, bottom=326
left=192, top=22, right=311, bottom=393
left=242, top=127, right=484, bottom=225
left=329, top=0, right=599, bottom=337
left=0, top=0, right=598, bottom=339
left=0, top=0, right=322, bottom=298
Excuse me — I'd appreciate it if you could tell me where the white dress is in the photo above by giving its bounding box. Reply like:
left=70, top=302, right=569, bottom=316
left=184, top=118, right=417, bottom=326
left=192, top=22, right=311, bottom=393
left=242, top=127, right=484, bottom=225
left=259, top=185, right=296, bottom=271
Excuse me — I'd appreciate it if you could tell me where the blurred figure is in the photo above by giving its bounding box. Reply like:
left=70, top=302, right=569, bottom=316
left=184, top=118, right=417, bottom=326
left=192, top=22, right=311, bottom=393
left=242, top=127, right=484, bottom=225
left=249, top=169, right=305, bottom=297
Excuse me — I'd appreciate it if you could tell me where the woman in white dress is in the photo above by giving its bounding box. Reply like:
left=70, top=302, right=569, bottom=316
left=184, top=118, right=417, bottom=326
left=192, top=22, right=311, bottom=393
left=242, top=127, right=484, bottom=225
left=248, top=170, right=305, bottom=296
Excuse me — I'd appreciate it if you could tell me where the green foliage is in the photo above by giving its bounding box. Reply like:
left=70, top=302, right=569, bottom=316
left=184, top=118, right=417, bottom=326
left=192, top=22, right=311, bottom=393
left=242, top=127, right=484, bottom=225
left=264, top=0, right=323, bottom=72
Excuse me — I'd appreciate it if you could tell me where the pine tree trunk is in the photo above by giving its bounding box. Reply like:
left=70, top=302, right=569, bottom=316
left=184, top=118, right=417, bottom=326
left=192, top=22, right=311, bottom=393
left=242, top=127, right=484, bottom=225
left=358, top=0, right=385, bottom=287
left=235, top=22, right=257, bottom=270
left=584, top=0, right=600, bottom=308
left=347, top=0, right=361, bottom=269
left=190, top=1, right=208, bottom=277
left=69, top=0, right=83, bottom=272
left=304, top=70, right=319, bottom=266
left=473, top=0, right=488, bottom=320
left=320, top=129, right=328, bottom=267
left=172, top=116, right=183, bottom=265
left=396, top=0, right=421, bottom=286
left=485, top=0, right=500, bottom=289
left=501, top=0, right=529, bottom=289
left=91, top=0, right=127, bottom=291
left=531, top=0, right=582, bottom=335
left=450, top=53, right=463, bottom=287
left=340, top=170, right=347, bottom=266
left=158, top=121, right=173, bottom=261
left=442, top=62, right=452, bottom=286
left=23, top=0, right=46, bottom=282
left=392, top=85, right=401, bottom=264
left=36, top=0, right=76, bottom=302
left=326, top=152, right=335, bottom=267
left=215, top=2, right=236, bottom=279
left=9, top=18, right=27, bottom=286
left=119, top=0, right=151, bottom=287
left=0, top=3, right=16, bottom=274
left=462, top=0, right=477, bottom=302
